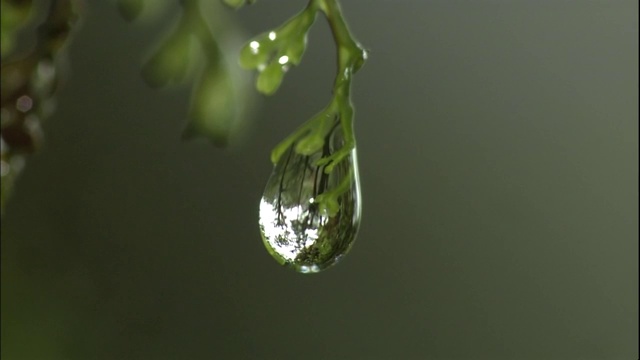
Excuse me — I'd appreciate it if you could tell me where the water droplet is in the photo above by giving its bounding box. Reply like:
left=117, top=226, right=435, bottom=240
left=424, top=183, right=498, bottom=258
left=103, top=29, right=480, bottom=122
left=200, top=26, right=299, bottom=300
left=259, top=122, right=361, bottom=273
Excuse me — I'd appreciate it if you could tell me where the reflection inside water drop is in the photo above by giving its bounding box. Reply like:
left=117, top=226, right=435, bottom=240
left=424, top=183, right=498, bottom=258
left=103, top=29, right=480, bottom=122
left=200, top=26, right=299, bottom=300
left=259, top=120, right=361, bottom=273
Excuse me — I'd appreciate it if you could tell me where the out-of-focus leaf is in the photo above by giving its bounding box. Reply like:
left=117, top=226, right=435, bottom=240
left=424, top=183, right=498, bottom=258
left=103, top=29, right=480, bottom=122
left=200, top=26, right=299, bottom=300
left=141, top=26, right=193, bottom=88
left=185, top=62, right=237, bottom=146
left=134, top=0, right=254, bottom=145
left=1, top=0, right=34, bottom=57
left=116, top=0, right=144, bottom=22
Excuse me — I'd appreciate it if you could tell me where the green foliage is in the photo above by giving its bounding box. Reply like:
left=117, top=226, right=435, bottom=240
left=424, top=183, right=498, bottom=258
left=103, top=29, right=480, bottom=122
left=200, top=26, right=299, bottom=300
left=185, top=60, right=240, bottom=146
left=141, top=20, right=194, bottom=88
left=124, top=0, right=367, bottom=158
left=1, top=0, right=34, bottom=57
left=238, top=0, right=367, bottom=238
left=0, top=0, right=367, bottom=216
left=123, top=0, right=251, bottom=146
left=239, top=4, right=317, bottom=94
left=237, top=0, right=367, bottom=165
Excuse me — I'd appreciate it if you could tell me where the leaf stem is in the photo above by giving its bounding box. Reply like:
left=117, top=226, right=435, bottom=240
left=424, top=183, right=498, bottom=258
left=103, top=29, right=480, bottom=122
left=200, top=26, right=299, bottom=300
left=269, top=0, right=366, bottom=167
left=315, top=0, right=366, bottom=96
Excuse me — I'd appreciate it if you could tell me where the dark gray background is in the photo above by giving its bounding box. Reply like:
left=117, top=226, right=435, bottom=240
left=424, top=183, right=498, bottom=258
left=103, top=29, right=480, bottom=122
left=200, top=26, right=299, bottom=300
left=2, top=1, right=638, bottom=359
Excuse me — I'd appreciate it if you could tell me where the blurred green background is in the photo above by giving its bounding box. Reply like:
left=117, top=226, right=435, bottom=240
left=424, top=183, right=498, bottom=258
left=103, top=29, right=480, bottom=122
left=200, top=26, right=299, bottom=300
left=2, top=1, right=638, bottom=359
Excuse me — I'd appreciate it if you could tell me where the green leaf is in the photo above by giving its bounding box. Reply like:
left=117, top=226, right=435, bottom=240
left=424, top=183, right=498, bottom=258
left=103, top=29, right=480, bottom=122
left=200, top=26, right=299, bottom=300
left=238, top=36, right=273, bottom=70
left=256, top=61, right=285, bottom=95
left=141, top=28, right=193, bottom=88
left=284, top=34, right=308, bottom=66
left=294, top=110, right=333, bottom=155
left=186, top=62, right=236, bottom=146
left=1, top=0, right=34, bottom=57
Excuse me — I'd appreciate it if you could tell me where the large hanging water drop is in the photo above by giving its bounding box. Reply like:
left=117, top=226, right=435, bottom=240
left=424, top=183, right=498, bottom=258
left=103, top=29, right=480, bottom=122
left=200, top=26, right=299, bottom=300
left=258, top=121, right=361, bottom=273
